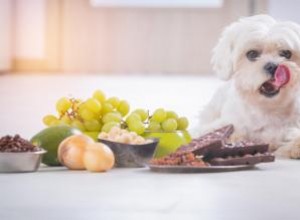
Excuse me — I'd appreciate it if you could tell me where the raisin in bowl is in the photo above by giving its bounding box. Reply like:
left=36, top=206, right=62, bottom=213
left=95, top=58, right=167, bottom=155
left=0, top=135, right=46, bottom=173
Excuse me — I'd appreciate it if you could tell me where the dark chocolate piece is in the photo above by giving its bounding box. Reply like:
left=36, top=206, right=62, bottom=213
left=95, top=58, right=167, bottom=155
left=208, top=140, right=269, bottom=159
left=194, top=124, right=234, bottom=141
left=177, top=124, right=234, bottom=156
left=209, top=153, right=275, bottom=166
left=177, top=139, right=222, bottom=157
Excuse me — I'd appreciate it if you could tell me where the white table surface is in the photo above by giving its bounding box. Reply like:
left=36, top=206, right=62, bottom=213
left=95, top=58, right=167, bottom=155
left=0, top=74, right=299, bottom=220
left=1, top=160, right=299, bottom=220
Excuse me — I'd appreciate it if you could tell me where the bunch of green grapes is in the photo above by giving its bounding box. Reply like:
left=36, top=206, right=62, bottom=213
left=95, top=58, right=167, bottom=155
left=125, top=108, right=189, bottom=134
left=43, top=90, right=130, bottom=133
left=43, top=90, right=189, bottom=135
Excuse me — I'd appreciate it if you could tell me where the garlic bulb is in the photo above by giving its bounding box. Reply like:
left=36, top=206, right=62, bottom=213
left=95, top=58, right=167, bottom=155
left=84, top=143, right=115, bottom=172
left=58, top=134, right=94, bottom=170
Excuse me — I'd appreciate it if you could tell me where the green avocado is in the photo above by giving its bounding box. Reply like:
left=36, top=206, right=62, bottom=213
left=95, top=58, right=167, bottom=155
left=30, top=126, right=81, bottom=166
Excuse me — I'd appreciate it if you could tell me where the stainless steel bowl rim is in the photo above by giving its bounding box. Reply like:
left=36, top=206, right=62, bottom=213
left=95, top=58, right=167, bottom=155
left=0, top=149, right=47, bottom=155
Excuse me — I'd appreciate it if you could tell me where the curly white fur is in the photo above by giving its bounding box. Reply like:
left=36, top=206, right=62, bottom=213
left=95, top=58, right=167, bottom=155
left=198, top=14, right=300, bottom=159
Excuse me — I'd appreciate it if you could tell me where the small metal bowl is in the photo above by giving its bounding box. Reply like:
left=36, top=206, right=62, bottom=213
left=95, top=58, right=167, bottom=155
left=0, top=150, right=47, bottom=173
left=98, top=138, right=158, bottom=168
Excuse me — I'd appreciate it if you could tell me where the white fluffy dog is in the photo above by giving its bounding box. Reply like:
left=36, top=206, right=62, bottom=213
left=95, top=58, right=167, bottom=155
left=199, top=14, right=300, bottom=159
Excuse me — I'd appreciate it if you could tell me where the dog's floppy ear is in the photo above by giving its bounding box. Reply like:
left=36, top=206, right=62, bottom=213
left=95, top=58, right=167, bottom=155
left=211, top=15, right=276, bottom=80
left=211, top=22, right=238, bottom=81
left=279, top=21, right=300, bottom=52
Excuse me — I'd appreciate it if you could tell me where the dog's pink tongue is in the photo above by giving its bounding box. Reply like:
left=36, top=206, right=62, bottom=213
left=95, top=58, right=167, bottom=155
left=273, top=64, right=290, bottom=88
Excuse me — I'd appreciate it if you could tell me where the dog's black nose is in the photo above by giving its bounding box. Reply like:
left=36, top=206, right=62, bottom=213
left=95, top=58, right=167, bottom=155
left=264, top=62, right=278, bottom=76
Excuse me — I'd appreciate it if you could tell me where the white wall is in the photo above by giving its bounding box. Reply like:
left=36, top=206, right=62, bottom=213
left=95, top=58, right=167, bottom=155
left=90, top=0, right=223, bottom=8
left=14, top=0, right=46, bottom=59
left=0, top=0, right=12, bottom=71
left=62, top=0, right=250, bottom=74
left=269, top=0, right=300, bottom=23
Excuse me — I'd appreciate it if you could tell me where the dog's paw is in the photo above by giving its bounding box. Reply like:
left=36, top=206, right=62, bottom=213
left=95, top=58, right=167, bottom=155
left=289, top=147, right=300, bottom=159
left=276, top=145, right=300, bottom=159
left=275, top=145, right=300, bottom=159
left=281, top=128, right=300, bottom=159
left=274, top=147, right=291, bottom=159
left=286, top=135, right=300, bottom=159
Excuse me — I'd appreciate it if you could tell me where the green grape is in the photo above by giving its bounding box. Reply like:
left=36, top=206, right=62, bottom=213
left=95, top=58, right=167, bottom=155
left=84, top=119, right=101, bottom=132
left=71, top=120, right=86, bottom=131
left=85, top=98, right=102, bottom=114
left=56, top=97, right=72, bottom=114
left=162, top=118, right=178, bottom=132
left=78, top=107, right=96, bottom=121
left=93, top=90, right=106, bottom=103
left=166, top=111, right=178, bottom=120
left=177, top=117, right=189, bottom=130
left=152, top=108, right=167, bottom=123
left=128, top=120, right=145, bottom=135
left=102, top=112, right=122, bottom=124
left=60, top=115, right=72, bottom=125
left=125, top=113, right=141, bottom=125
left=50, top=120, right=62, bottom=126
left=57, top=120, right=69, bottom=126
left=102, top=103, right=114, bottom=114
left=107, top=97, right=120, bottom=108
left=43, top=115, right=58, bottom=126
left=117, top=100, right=130, bottom=116
left=112, top=111, right=122, bottom=118
left=133, top=109, right=148, bottom=121
left=148, top=121, right=161, bottom=132
left=101, top=122, right=120, bottom=133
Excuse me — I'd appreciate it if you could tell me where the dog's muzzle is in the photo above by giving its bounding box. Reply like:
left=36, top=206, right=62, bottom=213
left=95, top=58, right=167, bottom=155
left=259, top=64, right=290, bottom=97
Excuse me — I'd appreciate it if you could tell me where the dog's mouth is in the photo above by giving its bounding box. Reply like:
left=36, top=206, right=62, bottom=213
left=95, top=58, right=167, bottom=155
left=259, top=65, right=290, bottom=98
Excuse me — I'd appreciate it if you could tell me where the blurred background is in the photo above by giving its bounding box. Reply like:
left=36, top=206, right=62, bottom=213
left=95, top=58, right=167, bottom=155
left=0, top=0, right=299, bottom=75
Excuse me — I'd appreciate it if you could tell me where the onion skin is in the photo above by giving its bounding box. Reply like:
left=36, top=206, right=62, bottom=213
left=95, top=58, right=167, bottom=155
left=84, top=143, right=115, bottom=172
left=58, top=134, right=94, bottom=170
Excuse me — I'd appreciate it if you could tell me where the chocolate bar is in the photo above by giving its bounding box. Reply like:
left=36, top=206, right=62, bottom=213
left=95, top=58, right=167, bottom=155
left=149, top=124, right=275, bottom=168
left=194, top=124, right=234, bottom=141
left=207, top=140, right=269, bottom=159
left=177, top=124, right=234, bottom=156
left=177, top=139, right=222, bottom=158
left=209, top=153, right=275, bottom=166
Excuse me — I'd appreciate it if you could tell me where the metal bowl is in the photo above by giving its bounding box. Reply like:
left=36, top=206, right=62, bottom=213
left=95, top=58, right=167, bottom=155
left=98, top=138, right=158, bottom=168
left=0, top=150, right=47, bottom=173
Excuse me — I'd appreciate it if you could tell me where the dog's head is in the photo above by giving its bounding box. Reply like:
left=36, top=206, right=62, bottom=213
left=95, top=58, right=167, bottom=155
left=212, top=15, right=300, bottom=108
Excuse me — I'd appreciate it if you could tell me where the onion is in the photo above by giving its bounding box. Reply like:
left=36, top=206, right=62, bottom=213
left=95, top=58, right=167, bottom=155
left=83, top=143, right=115, bottom=172
left=58, top=134, right=94, bottom=170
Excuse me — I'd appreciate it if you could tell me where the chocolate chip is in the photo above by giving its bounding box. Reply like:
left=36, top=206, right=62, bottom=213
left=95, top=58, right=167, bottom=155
left=0, top=135, right=41, bottom=153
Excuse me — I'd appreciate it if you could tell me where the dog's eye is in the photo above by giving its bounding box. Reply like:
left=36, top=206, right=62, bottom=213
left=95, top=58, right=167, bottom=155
left=246, top=50, right=260, bottom=61
left=279, top=50, right=292, bottom=59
